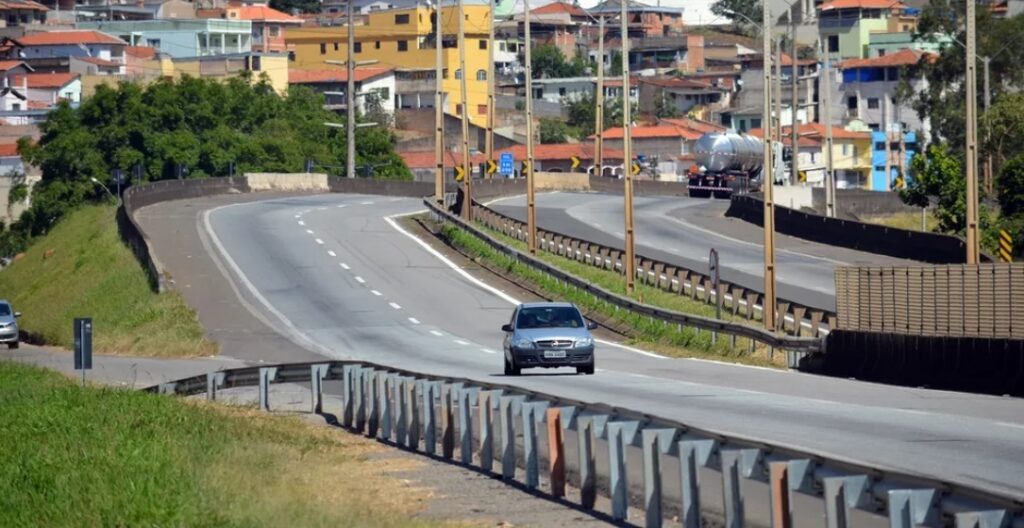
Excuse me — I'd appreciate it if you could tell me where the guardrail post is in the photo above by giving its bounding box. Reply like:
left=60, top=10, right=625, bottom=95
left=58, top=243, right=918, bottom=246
left=310, top=363, right=329, bottom=414
left=342, top=365, right=356, bottom=427
left=479, top=390, right=502, bottom=473
left=769, top=462, right=792, bottom=528
left=378, top=373, right=395, bottom=442
left=441, top=383, right=460, bottom=459
left=205, top=372, right=224, bottom=401
left=546, top=407, right=565, bottom=499
left=607, top=420, right=640, bottom=521
left=500, top=394, right=526, bottom=480
left=421, top=381, right=437, bottom=455
left=367, top=370, right=379, bottom=437
left=458, top=387, right=478, bottom=465
left=578, top=414, right=606, bottom=509
left=356, top=367, right=368, bottom=433
left=679, top=438, right=716, bottom=528
left=395, top=377, right=408, bottom=444
left=823, top=475, right=869, bottom=528
left=258, top=367, right=277, bottom=411
left=158, top=382, right=177, bottom=395
left=642, top=428, right=677, bottom=528
left=955, top=511, right=1009, bottom=528
left=888, top=489, right=938, bottom=528
left=522, top=401, right=550, bottom=489
left=721, top=448, right=761, bottom=528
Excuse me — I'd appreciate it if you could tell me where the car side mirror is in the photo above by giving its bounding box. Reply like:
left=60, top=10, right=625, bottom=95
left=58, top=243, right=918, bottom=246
left=13, top=312, right=21, bottom=318
left=586, top=321, right=597, bottom=330
left=501, top=324, right=513, bottom=332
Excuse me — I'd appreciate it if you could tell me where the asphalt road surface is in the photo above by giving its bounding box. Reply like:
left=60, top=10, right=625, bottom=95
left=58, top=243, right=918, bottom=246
left=139, top=193, right=1024, bottom=508
left=488, top=193, right=918, bottom=312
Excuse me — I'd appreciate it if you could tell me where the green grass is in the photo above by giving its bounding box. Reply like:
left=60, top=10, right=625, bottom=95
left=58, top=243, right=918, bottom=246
left=0, top=361, right=451, bottom=528
left=0, top=205, right=215, bottom=357
left=861, top=210, right=936, bottom=232
left=437, top=221, right=783, bottom=367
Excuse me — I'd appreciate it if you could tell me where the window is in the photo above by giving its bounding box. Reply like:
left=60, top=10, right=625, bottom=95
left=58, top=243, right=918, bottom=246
left=443, top=68, right=449, bottom=79
left=455, top=103, right=463, bottom=114
left=148, top=38, right=161, bottom=49
left=477, top=104, right=487, bottom=115
left=479, top=40, right=487, bottom=50
left=11, top=103, right=20, bottom=111
left=454, top=69, right=461, bottom=79
left=288, top=51, right=295, bottom=62
left=886, top=67, right=898, bottom=81
left=842, top=144, right=849, bottom=156
left=751, top=118, right=762, bottom=129
left=558, top=87, right=566, bottom=96
left=828, top=35, right=839, bottom=53
left=397, top=40, right=408, bottom=51
left=269, top=27, right=280, bottom=37
left=320, top=42, right=327, bottom=54
left=395, top=14, right=410, bottom=24
left=533, top=88, right=542, bottom=99
left=476, top=69, right=486, bottom=81
left=847, top=96, right=857, bottom=110
left=354, top=42, right=362, bottom=53
left=875, top=142, right=885, bottom=150
left=878, top=49, right=886, bottom=56
left=334, top=42, right=339, bottom=51
left=375, top=41, right=381, bottom=49
left=247, top=55, right=262, bottom=71
left=867, top=98, right=879, bottom=109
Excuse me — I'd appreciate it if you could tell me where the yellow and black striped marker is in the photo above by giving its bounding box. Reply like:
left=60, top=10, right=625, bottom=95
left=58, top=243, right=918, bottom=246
left=999, top=229, right=1013, bottom=262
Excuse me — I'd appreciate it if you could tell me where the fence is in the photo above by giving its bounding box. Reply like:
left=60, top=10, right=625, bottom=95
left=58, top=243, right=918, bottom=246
left=150, top=360, right=1024, bottom=528
left=835, top=264, right=1024, bottom=339
left=468, top=198, right=836, bottom=340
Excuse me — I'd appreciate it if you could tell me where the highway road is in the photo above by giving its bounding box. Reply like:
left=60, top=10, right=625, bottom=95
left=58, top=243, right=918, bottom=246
left=140, top=193, right=1024, bottom=507
left=488, top=193, right=917, bottom=312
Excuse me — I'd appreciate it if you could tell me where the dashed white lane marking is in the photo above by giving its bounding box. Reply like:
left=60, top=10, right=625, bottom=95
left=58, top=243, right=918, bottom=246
left=305, top=229, right=314, bottom=235
left=429, top=330, right=444, bottom=337
left=315, top=238, right=324, bottom=245
left=408, top=317, right=421, bottom=324
left=996, top=422, right=1024, bottom=431
left=294, top=214, right=300, bottom=219
left=454, top=339, right=470, bottom=346
left=340, top=263, right=350, bottom=270
left=336, top=204, right=347, bottom=209
left=480, top=348, right=497, bottom=354
left=360, top=201, right=374, bottom=205
left=298, top=220, right=305, bottom=226
left=371, top=290, right=382, bottom=296
left=389, top=302, right=402, bottom=310
left=317, top=207, right=327, bottom=211
left=354, top=276, right=365, bottom=284
left=327, top=250, right=336, bottom=257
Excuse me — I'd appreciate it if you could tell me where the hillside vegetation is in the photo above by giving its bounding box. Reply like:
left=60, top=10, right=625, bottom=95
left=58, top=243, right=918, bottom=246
left=0, top=205, right=214, bottom=357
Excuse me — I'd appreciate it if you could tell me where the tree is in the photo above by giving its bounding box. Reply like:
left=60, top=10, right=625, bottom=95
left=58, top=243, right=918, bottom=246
left=566, top=93, right=636, bottom=133
left=710, top=0, right=761, bottom=34
left=539, top=118, right=570, bottom=144
left=609, top=50, right=623, bottom=77
left=654, top=93, right=680, bottom=118
left=901, top=144, right=965, bottom=233
left=362, top=90, right=394, bottom=129
left=269, top=0, right=320, bottom=14
left=998, top=155, right=1024, bottom=219
left=531, top=44, right=585, bottom=79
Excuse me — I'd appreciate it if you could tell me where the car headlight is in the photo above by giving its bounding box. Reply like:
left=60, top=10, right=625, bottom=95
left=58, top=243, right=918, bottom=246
left=575, top=337, right=593, bottom=348
left=512, top=337, right=535, bottom=349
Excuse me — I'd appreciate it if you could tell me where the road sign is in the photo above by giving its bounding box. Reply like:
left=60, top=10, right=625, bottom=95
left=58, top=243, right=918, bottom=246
left=499, top=153, right=514, bottom=175
left=570, top=156, right=581, bottom=171
left=999, top=229, right=1013, bottom=262
left=455, top=165, right=466, bottom=182
left=487, top=159, right=498, bottom=175
left=521, top=160, right=531, bottom=173
left=74, top=318, right=92, bottom=385
left=631, top=162, right=641, bottom=175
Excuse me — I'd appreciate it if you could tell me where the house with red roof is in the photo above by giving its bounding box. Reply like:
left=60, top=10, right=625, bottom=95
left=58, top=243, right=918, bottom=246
left=637, top=76, right=732, bottom=116
left=203, top=4, right=303, bottom=53
left=289, top=67, right=396, bottom=114
left=0, top=0, right=47, bottom=27
left=597, top=123, right=708, bottom=176
left=6, top=31, right=127, bottom=72
left=838, top=48, right=932, bottom=138
left=10, top=71, right=81, bottom=107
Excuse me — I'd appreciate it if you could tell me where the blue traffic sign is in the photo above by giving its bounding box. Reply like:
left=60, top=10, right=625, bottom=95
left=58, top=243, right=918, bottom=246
left=499, top=152, right=515, bottom=175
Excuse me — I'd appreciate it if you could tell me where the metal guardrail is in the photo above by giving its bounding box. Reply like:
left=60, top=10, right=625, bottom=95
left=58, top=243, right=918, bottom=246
left=426, top=198, right=824, bottom=358
left=471, top=195, right=837, bottom=340
left=150, top=361, right=1024, bottom=528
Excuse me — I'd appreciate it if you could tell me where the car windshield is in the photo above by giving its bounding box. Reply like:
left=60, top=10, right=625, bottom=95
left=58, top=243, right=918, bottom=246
left=0, top=304, right=10, bottom=316
left=516, top=306, right=584, bottom=329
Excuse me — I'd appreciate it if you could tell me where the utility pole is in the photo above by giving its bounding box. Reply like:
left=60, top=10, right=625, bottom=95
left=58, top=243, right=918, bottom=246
left=762, top=4, right=777, bottom=331
left=594, top=16, right=605, bottom=179
left=774, top=35, right=782, bottom=145
left=347, top=0, right=356, bottom=179
left=965, top=0, right=980, bottom=264
left=884, top=97, right=893, bottom=188
left=622, top=0, right=636, bottom=294
left=524, top=0, right=536, bottom=253
left=434, top=0, right=445, bottom=203
left=458, top=0, right=472, bottom=220
left=485, top=0, right=496, bottom=172
left=982, top=55, right=992, bottom=196
left=821, top=39, right=836, bottom=217
left=791, top=19, right=799, bottom=185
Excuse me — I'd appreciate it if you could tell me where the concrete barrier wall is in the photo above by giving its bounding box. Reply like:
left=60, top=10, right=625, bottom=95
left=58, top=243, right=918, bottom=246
left=245, top=172, right=329, bottom=192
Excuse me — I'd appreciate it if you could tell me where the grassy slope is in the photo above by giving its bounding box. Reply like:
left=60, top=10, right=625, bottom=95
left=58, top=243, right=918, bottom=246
left=0, top=361, right=447, bottom=527
left=861, top=210, right=937, bottom=232
left=0, top=205, right=215, bottom=357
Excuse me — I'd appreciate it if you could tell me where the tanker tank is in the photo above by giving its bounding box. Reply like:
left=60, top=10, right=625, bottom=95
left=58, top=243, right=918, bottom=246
left=689, top=132, right=765, bottom=198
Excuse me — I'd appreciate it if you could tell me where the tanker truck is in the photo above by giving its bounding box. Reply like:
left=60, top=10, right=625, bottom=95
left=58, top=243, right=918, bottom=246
left=689, top=132, right=765, bottom=199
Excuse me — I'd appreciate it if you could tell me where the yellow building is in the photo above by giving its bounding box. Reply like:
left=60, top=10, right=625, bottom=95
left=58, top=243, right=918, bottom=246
left=285, top=4, right=491, bottom=126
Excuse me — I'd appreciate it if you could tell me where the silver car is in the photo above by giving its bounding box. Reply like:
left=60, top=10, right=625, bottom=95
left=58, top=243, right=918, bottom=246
left=0, top=300, right=21, bottom=349
left=501, top=302, right=596, bottom=376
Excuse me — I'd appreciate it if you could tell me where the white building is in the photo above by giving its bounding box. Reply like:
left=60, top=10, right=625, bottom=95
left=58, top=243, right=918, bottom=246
left=837, top=48, right=931, bottom=139
left=288, top=66, right=396, bottom=115
left=15, top=30, right=127, bottom=64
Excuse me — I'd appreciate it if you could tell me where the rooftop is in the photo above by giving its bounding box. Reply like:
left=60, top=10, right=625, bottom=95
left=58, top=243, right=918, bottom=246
left=531, top=1, right=587, bottom=17
left=590, top=0, right=683, bottom=15
left=0, top=0, right=48, bottom=11
left=494, top=143, right=626, bottom=161
left=0, top=143, right=18, bottom=157
left=839, top=48, right=934, bottom=69
left=125, top=46, right=157, bottom=60
left=11, top=72, right=80, bottom=89
left=17, top=30, right=126, bottom=46
left=599, top=124, right=702, bottom=140
left=225, top=5, right=303, bottom=24
left=748, top=123, right=871, bottom=141
left=817, top=0, right=907, bottom=10
left=0, top=60, right=28, bottom=72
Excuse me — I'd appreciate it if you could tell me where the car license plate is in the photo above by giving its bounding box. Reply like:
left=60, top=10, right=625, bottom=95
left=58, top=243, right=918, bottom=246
left=543, top=350, right=566, bottom=359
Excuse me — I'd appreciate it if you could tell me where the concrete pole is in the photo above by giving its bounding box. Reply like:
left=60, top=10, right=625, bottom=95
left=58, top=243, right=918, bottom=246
left=791, top=20, right=799, bottom=185
left=622, top=0, right=636, bottom=294
left=434, top=1, right=445, bottom=203
left=965, top=0, right=980, bottom=264
left=762, top=4, right=777, bottom=331
left=821, top=39, right=836, bottom=216
left=347, top=0, right=356, bottom=179
left=982, top=55, right=992, bottom=196
left=525, top=0, right=536, bottom=253
left=485, top=0, right=496, bottom=172
left=458, top=0, right=472, bottom=220
left=884, top=96, right=892, bottom=188
left=594, top=16, right=605, bottom=179
left=774, top=35, right=782, bottom=144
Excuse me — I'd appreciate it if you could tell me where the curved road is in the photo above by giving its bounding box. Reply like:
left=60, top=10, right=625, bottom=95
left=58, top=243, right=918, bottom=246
left=488, top=193, right=918, bottom=312
left=141, top=192, right=1024, bottom=501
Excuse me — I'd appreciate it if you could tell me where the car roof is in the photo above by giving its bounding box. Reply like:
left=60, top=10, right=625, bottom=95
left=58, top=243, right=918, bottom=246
left=518, top=302, right=576, bottom=309
left=0, top=300, right=9, bottom=305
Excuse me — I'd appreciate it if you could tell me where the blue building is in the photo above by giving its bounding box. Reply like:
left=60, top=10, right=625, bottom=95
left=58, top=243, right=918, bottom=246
left=77, top=19, right=252, bottom=59
left=870, top=129, right=917, bottom=191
